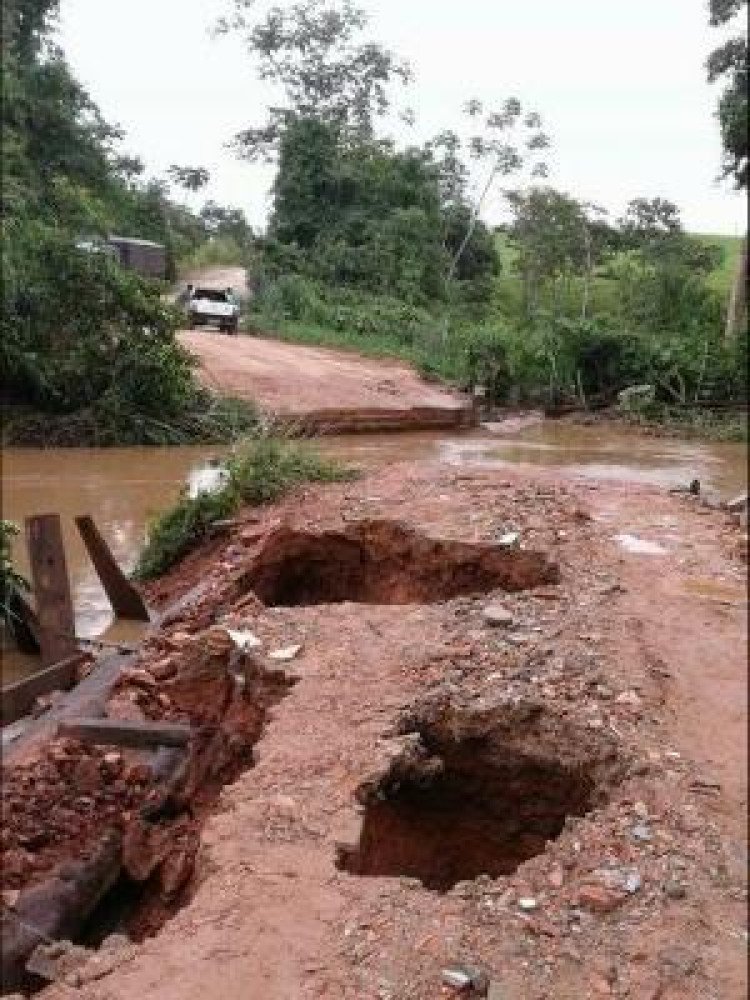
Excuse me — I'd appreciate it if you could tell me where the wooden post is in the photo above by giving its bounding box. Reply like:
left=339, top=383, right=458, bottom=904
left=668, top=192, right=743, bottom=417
left=25, top=515, right=77, bottom=666
left=57, top=718, right=192, bottom=748
left=75, top=515, right=150, bottom=621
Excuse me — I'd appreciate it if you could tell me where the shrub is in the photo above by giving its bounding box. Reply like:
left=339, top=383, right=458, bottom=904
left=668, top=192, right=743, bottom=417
left=1, top=520, right=29, bottom=630
left=2, top=222, right=190, bottom=415
left=134, top=434, right=353, bottom=579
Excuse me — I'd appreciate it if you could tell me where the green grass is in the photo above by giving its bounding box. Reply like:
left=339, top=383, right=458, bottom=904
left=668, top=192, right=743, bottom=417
left=494, top=230, right=742, bottom=300
left=622, top=403, right=748, bottom=442
left=134, top=433, right=354, bottom=580
left=692, top=233, right=743, bottom=295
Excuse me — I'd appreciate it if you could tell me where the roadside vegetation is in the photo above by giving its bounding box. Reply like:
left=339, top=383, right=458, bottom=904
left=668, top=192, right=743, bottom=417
left=134, top=434, right=353, bottom=579
left=2, top=1, right=254, bottom=446
left=228, top=0, right=747, bottom=438
left=1, top=520, right=29, bottom=632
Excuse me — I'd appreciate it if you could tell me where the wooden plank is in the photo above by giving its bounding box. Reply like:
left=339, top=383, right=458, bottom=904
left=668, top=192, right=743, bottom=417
left=75, top=515, right=150, bottom=621
left=1, top=654, right=87, bottom=726
left=25, top=514, right=77, bottom=666
left=58, top=718, right=192, bottom=748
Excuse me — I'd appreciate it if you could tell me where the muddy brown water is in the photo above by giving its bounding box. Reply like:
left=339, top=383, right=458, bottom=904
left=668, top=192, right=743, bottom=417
left=1, top=420, right=746, bottom=685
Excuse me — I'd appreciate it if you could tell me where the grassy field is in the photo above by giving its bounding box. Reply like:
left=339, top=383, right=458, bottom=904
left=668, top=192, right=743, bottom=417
left=694, top=233, right=743, bottom=294
left=490, top=230, right=742, bottom=315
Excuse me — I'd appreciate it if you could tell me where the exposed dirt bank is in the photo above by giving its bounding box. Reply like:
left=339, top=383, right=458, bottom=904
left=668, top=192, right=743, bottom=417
left=1, top=459, right=746, bottom=999
left=177, top=330, right=473, bottom=432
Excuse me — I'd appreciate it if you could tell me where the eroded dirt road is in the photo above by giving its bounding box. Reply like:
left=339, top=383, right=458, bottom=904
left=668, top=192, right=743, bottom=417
left=178, top=328, right=471, bottom=429
left=5, top=457, right=745, bottom=1000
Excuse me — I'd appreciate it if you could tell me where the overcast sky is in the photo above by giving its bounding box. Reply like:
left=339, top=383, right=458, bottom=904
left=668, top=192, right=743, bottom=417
left=58, top=0, right=746, bottom=235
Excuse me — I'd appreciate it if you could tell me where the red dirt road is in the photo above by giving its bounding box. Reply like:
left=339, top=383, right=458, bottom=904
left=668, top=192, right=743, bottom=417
left=22, top=459, right=746, bottom=1000
left=178, top=329, right=471, bottom=428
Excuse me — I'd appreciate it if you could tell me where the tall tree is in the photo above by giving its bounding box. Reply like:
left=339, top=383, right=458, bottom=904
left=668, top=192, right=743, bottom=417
left=218, top=0, right=410, bottom=162
left=706, top=0, right=748, bottom=339
left=444, top=98, right=550, bottom=282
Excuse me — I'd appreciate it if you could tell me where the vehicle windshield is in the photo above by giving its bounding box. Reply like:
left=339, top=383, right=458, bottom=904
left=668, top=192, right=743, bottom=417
left=192, top=288, right=229, bottom=302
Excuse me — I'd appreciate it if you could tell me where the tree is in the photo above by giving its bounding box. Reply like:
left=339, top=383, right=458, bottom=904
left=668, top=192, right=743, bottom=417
left=444, top=97, right=550, bottom=282
left=707, top=0, right=748, bottom=340
left=609, top=198, right=723, bottom=337
left=167, top=164, right=210, bottom=192
left=265, top=116, right=446, bottom=303
left=219, top=0, right=410, bottom=161
left=707, top=0, right=748, bottom=187
left=199, top=201, right=253, bottom=244
left=508, top=187, right=604, bottom=320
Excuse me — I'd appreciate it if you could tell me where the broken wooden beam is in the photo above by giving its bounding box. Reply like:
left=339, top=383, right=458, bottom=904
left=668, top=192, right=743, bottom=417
left=25, top=514, right=77, bottom=666
left=75, top=514, right=150, bottom=621
left=57, top=718, right=192, bottom=748
left=1, top=832, right=122, bottom=992
left=0, top=653, right=88, bottom=727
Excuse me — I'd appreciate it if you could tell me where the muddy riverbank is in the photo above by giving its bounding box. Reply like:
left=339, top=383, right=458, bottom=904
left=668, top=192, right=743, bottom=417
left=1, top=454, right=746, bottom=999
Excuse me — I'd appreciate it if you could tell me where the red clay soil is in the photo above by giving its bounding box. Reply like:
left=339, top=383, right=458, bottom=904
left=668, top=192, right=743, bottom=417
left=177, top=330, right=471, bottom=428
left=3, top=458, right=747, bottom=1000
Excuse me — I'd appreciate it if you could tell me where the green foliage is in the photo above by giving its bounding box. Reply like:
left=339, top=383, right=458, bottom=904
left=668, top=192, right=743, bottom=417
left=1, top=520, right=30, bottom=631
left=253, top=275, right=435, bottom=345
left=2, top=223, right=191, bottom=414
left=222, top=0, right=411, bottom=161
left=2, top=1, right=257, bottom=445
left=698, top=233, right=744, bottom=294
left=3, top=391, right=258, bottom=447
left=707, top=0, right=748, bottom=188
left=167, top=164, right=210, bottom=192
left=266, top=117, right=450, bottom=303
left=178, top=235, right=249, bottom=271
left=134, top=435, right=352, bottom=579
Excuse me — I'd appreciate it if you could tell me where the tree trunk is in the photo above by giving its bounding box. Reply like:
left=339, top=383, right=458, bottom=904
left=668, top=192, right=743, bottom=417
left=724, top=235, right=747, bottom=342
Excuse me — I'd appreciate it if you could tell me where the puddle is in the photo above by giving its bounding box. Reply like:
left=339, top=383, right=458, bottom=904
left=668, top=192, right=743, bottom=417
left=614, top=533, right=668, bottom=555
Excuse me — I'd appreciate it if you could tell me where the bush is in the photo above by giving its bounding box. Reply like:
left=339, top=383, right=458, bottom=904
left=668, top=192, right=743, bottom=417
left=1, top=520, right=29, bottom=630
left=252, top=277, right=436, bottom=346
left=2, top=390, right=258, bottom=447
left=134, top=434, right=353, bottom=579
left=2, top=222, right=190, bottom=415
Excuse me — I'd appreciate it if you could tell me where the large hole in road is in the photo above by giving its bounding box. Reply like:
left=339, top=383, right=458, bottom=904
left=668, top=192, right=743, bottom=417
left=237, top=519, right=559, bottom=607
left=337, top=701, right=620, bottom=892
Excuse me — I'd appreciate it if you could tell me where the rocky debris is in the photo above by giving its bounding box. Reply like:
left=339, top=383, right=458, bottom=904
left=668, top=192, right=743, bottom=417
left=26, top=935, right=135, bottom=988
left=441, top=963, right=489, bottom=994
left=725, top=491, right=748, bottom=513
left=226, top=627, right=263, bottom=651
left=268, top=643, right=303, bottom=662
left=481, top=603, right=514, bottom=627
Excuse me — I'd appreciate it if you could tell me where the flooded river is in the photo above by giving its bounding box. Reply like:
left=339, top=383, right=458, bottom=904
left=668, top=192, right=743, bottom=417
left=1, top=419, right=746, bottom=685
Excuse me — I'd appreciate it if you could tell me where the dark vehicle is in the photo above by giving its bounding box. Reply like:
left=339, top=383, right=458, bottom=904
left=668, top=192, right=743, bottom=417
left=106, top=236, right=167, bottom=278
left=75, top=235, right=167, bottom=279
left=187, top=287, right=240, bottom=334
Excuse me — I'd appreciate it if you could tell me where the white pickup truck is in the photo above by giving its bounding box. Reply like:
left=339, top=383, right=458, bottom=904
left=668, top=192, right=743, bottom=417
left=187, top=287, right=240, bottom=334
